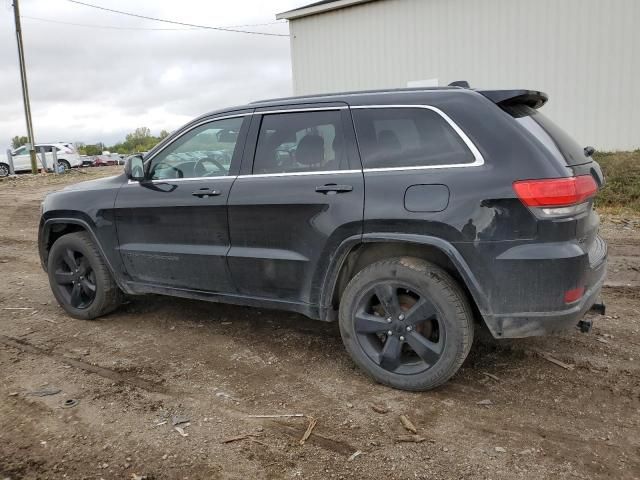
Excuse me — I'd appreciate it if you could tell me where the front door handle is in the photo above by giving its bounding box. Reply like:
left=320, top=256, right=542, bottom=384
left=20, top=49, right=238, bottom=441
left=315, top=184, right=353, bottom=194
left=192, top=187, right=221, bottom=198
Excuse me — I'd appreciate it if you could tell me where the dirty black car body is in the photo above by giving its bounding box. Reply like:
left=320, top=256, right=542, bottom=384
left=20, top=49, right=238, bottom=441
left=39, top=87, right=607, bottom=390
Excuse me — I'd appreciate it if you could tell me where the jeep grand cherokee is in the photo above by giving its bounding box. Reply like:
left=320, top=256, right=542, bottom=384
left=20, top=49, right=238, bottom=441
left=38, top=86, right=607, bottom=390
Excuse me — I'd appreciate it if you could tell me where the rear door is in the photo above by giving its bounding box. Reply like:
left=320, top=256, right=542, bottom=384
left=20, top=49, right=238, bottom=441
left=114, top=113, right=250, bottom=293
left=226, top=105, right=364, bottom=304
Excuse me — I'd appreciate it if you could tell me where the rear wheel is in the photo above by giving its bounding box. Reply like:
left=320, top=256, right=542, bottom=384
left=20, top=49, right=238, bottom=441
left=47, top=232, right=123, bottom=320
left=339, top=257, right=474, bottom=391
left=57, top=159, right=71, bottom=171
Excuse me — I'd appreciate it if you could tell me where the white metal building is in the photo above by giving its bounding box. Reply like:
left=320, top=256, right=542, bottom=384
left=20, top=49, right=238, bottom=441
left=277, top=0, right=640, bottom=151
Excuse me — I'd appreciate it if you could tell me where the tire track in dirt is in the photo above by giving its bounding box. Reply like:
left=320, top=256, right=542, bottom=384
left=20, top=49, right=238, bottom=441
left=0, top=334, right=167, bottom=393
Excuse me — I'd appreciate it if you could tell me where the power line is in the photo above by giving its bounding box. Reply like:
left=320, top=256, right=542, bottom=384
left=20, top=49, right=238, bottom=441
left=66, top=0, right=289, bottom=36
left=21, top=15, right=199, bottom=30
left=21, top=15, right=286, bottom=31
left=22, top=15, right=286, bottom=31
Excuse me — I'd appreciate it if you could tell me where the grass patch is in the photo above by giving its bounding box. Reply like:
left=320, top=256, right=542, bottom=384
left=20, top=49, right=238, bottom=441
left=594, top=150, right=640, bottom=213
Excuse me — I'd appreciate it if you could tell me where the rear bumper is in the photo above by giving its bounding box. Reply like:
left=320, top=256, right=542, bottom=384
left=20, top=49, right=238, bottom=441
left=480, top=237, right=607, bottom=338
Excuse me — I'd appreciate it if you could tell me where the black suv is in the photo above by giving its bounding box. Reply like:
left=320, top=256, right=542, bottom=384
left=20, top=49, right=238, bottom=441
left=38, top=87, right=607, bottom=390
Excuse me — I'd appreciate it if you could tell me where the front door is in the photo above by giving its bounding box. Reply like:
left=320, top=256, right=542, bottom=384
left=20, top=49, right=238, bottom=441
left=10, top=146, right=31, bottom=171
left=114, top=113, right=250, bottom=293
left=227, top=106, right=364, bottom=304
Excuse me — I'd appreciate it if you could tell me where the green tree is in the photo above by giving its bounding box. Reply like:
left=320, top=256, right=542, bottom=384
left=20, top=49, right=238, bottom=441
left=84, top=144, right=102, bottom=156
left=11, top=135, right=28, bottom=149
left=125, top=127, right=152, bottom=144
left=105, top=127, right=168, bottom=155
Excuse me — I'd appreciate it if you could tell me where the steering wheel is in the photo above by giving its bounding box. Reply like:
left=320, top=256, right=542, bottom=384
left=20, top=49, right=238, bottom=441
left=194, top=155, right=227, bottom=177
left=152, top=162, right=184, bottom=179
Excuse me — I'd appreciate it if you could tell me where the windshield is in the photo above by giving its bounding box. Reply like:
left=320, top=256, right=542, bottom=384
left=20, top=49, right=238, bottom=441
left=504, top=104, right=590, bottom=166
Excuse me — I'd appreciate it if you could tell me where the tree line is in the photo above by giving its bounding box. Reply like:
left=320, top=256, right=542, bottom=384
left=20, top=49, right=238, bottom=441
left=11, top=127, right=170, bottom=156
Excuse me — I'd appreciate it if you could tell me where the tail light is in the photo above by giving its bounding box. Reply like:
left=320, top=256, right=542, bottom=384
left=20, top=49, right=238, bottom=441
left=513, top=175, right=598, bottom=218
left=564, top=286, right=585, bottom=304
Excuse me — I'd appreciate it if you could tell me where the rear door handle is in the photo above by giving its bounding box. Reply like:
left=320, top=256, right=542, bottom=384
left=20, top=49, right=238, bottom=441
left=192, top=187, right=221, bottom=198
left=315, top=184, right=353, bottom=194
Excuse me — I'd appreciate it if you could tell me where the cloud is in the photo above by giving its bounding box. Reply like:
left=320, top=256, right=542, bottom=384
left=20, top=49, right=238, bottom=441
left=0, top=0, right=302, bottom=148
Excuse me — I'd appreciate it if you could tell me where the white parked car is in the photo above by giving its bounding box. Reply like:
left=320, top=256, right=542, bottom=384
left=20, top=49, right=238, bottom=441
left=1, top=143, right=82, bottom=176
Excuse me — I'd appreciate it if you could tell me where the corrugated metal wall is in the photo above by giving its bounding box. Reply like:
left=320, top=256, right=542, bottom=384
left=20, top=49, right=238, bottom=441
left=288, top=0, right=640, bottom=151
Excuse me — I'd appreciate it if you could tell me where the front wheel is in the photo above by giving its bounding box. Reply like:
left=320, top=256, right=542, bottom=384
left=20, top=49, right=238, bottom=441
left=47, top=231, right=123, bottom=320
left=0, top=163, right=9, bottom=177
left=339, top=257, right=474, bottom=391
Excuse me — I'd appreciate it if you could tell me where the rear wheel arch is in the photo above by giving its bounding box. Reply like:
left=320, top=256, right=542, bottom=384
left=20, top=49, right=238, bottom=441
left=57, top=159, right=71, bottom=170
left=324, top=237, right=488, bottom=322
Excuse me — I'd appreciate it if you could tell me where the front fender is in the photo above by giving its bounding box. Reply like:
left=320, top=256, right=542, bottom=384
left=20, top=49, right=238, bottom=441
left=38, top=216, right=130, bottom=293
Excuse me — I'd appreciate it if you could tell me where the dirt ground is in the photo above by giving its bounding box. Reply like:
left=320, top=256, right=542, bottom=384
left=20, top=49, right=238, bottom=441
left=1, top=167, right=638, bottom=480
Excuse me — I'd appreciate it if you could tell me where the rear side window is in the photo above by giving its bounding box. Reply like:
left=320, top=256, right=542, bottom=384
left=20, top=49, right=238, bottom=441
left=503, top=104, right=588, bottom=166
left=253, top=110, right=348, bottom=174
left=352, top=107, right=475, bottom=169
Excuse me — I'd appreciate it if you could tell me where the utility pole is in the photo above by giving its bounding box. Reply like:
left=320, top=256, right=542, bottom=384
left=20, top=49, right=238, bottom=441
left=12, top=0, right=38, bottom=174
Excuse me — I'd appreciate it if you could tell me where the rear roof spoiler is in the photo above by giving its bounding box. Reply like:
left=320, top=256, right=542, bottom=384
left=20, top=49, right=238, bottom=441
left=478, top=89, right=548, bottom=109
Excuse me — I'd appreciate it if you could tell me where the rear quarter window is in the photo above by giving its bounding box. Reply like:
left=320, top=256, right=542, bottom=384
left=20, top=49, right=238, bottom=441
left=504, top=104, right=589, bottom=166
left=352, top=107, right=475, bottom=169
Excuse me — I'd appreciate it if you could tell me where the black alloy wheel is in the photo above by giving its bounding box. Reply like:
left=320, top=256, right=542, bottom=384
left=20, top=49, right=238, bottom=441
left=339, top=258, right=474, bottom=391
left=354, top=283, right=445, bottom=375
left=53, top=248, right=97, bottom=309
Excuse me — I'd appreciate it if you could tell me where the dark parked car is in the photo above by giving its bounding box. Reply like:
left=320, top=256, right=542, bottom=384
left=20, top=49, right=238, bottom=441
left=92, top=154, right=124, bottom=167
left=38, top=86, right=607, bottom=390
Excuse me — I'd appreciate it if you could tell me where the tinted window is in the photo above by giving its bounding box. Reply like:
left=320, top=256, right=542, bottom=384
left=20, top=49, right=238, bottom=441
left=149, top=117, right=244, bottom=180
left=353, top=108, right=475, bottom=169
left=253, top=110, right=347, bottom=174
left=504, top=104, right=589, bottom=166
left=13, top=147, right=27, bottom=155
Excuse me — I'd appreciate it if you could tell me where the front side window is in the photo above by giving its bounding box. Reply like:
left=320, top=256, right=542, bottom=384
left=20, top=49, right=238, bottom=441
left=353, top=108, right=475, bottom=169
left=13, top=146, right=27, bottom=156
left=148, top=116, right=244, bottom=180
left=253, top=110, right=348, bottom=174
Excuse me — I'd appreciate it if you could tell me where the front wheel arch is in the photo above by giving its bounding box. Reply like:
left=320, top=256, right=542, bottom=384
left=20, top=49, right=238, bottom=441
left=38, top=218, right=128, bottom=292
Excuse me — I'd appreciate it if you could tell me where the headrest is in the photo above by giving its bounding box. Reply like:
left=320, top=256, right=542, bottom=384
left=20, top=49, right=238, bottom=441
left=296, top=134, right=325, bottom=165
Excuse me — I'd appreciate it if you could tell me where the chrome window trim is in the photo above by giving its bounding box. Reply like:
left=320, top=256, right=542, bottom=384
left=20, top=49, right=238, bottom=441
left=255, top=106, right=348, bottom=115
left=127, top=175, right=236, bottom=185
left=133, top=103, right=483, bottom=183
left=237, top=169, right=361, bottom=179
left=350, top=104, right=485, bottom=172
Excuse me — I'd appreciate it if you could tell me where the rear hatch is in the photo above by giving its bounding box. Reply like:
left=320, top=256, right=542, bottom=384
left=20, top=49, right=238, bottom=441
left=483, top=89, right=606, bottom=274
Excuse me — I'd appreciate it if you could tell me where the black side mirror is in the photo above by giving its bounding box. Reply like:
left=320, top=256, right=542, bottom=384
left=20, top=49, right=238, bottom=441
left=584, top=146, right=595, bottom=157
left=124, top=154, right=145, bottom=181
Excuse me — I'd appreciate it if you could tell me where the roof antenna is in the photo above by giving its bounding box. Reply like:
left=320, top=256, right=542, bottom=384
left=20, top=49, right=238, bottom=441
left=448, top=80, right=470, bottom=88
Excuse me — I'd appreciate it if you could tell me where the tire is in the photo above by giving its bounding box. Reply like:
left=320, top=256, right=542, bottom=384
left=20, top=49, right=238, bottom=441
left=58, top=159, right=71, bottom=171
left=339, top=257, right=474, bottom=391
left=47, top=231, right=123, bottom=320
left=0, top=163, right=9, bottom=177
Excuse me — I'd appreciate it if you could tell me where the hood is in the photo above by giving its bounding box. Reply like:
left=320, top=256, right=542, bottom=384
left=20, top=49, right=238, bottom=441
left=60, top=173, right=125, bottom=192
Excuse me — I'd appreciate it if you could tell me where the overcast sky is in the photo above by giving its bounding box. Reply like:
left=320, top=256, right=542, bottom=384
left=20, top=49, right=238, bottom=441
left=0, top=0, right=305, bottom=150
